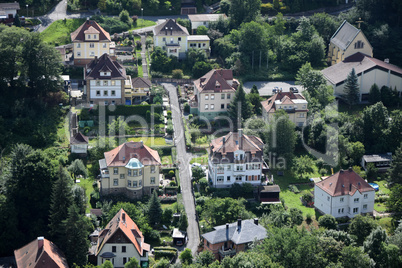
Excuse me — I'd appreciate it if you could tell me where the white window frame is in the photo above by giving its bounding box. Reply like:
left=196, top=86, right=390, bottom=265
left=364, top=194, right=368, bottom=199
left=113, top=179, right=118, bottom=186
left=151, top=177, right=155, bottom=184
left=211, top=94, right=215, bottom=100
left=133, top=181, right=137, bottom=188
left=113, top=168, right=118, bottom=175
left=205, top=104, right=208, bottom=110
left=151, top=166, right=155, bottom=173
left=205, top=94, right=209, bottom=100
left=210, top=104, right=214, bottom=110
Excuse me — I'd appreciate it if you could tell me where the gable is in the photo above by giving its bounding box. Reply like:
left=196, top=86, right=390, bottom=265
left=108, top=228, right=132, bottom=244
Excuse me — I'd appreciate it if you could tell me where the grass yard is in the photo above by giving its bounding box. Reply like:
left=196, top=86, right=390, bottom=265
left=128, top=136, right=167, bottom=146
left=138, top=64, right=144, bottom=77
left=56, top=113, right=70, bottom=147
left=377, top=217, right=393, bottom=233
left=129, top=19, right=157, bottom=30
left=374, top=202, right=388, bottom=213
left=190, top=156, right=208, bottom=165
left=78, top=177, right=95, bottom=213
left=161, top=155, right=173, bottom=165
left=40, top=18, right=86, bottom=46
left=374, top=179, right=391, bottom=195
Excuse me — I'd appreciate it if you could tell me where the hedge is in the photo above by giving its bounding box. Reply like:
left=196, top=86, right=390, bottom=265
left=154, top=247, right=178, bottom=260
left=82, top=105, right=163, bottom=120
left=162, top=168, right=176, bottom=176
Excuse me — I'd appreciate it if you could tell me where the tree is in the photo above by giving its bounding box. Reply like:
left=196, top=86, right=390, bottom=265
left=227, top=83, right=253, bottom=130
left=289, top=208, right=303, bottom=226
left=192, top=166, right=205, bottom=182
left=387, top=184, right=402, bottom=220
left=101, top=260, right=113, bottom=268
left=13, top=14, right=21, bottom=27
left=296, top=62, right=327, bottom=94
left=148, top=190, right=162, bottom=226
left=155, top=258, right=170, bottom=268
left=388, top=143, right=402, bottom=184
left=179, top=248, right=193, bottom=264
left=362, top=102, right=389, bottom=152
left=192, top=61, right=211, bottom=78
left=108, top=116, right=129, bottom=136
left=363, top=226, right=388, bottom=266
left=250, top=84, right=259, bottom=94
left=71, top=184, right=87, bottom=215
left=369, top=84, right=381, bottom=104
left=339, top=245, right=375, bottom=268
left=344, top=68, right=360, bottom=107
left=48, top=167, right=73, bottom=246
left=318, top=214, right=338, bottom=230
left=119, top=9, right=132, bottom=24
left=247, top=93, right=262, bottom=115
left=292, top=155, right=315, bottom=180
left=178, top=212, right=188, bottom=231
left=68, top=159, right=88, bottom=183
left=348, top=214, right=378, bottom=245
left=125, top=257, right=140, bottom=268
left=229, top=0, right=261, bottom=27
left=238, top=21, right=269, bottom=57
left=196, top=250, right=215, bottom=266
left=201, top=198, right=252, bottom=226
left=62, top=204, right=90, bottom=266
left=196, top=25, right=208, bottom=35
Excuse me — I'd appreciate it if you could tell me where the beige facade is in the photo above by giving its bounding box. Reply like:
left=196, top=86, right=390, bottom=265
left=74, top=41, right=115, bottom=65
left=198, top=92, right=234, bottom=114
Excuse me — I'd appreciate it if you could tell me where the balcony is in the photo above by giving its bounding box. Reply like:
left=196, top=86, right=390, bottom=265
left=100, top=169, right=109, bottom=178
left=165, top=41, right=181, bottom=47
left=219, top=248, right=236, bottom=257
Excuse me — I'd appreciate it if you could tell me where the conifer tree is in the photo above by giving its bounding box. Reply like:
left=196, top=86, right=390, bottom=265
left=148, top=190, right=162, bottom=226
left=228, top=83, right=253, bottom=130
left=344, top=68, right=360, bottom=107
left=388, top=143, right=402, bottom=184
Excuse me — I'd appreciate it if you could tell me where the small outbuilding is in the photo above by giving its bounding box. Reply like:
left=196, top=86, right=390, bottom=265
left=258, top=185, right=281, bottom=204
left=172, top=228, right=186, bottom=246
left=70, top=132, right=89, bottom=155
left=361, top=153, right=392, bottom=172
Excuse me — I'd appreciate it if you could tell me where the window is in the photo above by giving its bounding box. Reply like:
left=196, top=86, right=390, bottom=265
left=103, top=43, right=107, bottom=48
left=96, top=90, right=100, bottom=96
left=227, top=93, right=231, bottom=99
left=227, top=176, right=231, bottom=181
left=221, top=104, right=224, bottom=109
left=96, top=80, right=101, bottom=86
left=120, top=174, right=125, bottom=179
left=123, top=257, right=127, bottom=264
left=170, top=37, right=174, bottom=44
left=248, top=176, right=252, bottom=181
left=162, top=37, right=166, bottom=42
left=227, top=165, right=231, bottom=171
left=128, top=170, right=132, bottom=176
left=205, top=104, right=208, bottom=110
left=236, top=165, right=243, bottom=171
left=151, top=177, right=155, bottom=184
left=122, top=246, right=126, bottom=252
left=221, top=94, right=225, bottom=99
left=354, top=198, right=359, bottom=203
left=113, top=168, right=118, bottom=175
left=354, top=40, right=364, bottom=49
left=133, top=170, right=138, bottom=176
left=77, top=43, right=81, bottom=48
left=327, top=196, right=330, bottom=201
left=111, top=80, right=116, bottom=86
left=113, top=179, right=118, bottom=186
left=353, top=207, right=359, bottom=214
left=104, top=90, right=108, bottom=96
left=338, top=208, right=344, bottom=214
left=236, top=176, right=242, bottom=181
left=139, top=180, right=142, bottom=187
left=211, top=94, right=215, bottom=100
left=203, top=43, right=206, bottom=47
left=178, top=37, right=181, bottom=41
left=103, top=72, right=107, bottom=76
left=77, top=52, right=81, bottom=56
left=90, top=51, right=95, bottom=56
left=205, top=94, right=209, bottom=100
left=90, top=43, right=94, bottom=48
left=127, top=180, right=131, bottom=187
left=111, top=101, right=115, bottom=105
left=340, top=197, right=344, bottom=203
left=111, top=90, right=116, bottom=96
left=363, top=204, right=367, bottom=210
left=93, top=34, right=96, bottom=39
left=112, top=246, right=116, bottom=252
left=87, top=35, right=91, bottom=39
left=151, top=166, right=155, bottom=173
left=103, top=80, right=108, bottom=86
left=217, top=176, right=224, bottom=182
left=210, top=104, right=214, bottom=110
left=133, top=181, right=137, bottom=187
left=299, top=113, right=305, bottom=118
left=139, top=169, right=142, bottom=176
left=364, top=194, right=368, bottom=199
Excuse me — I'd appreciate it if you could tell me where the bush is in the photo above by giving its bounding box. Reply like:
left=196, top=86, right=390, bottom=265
left=184, top=103, right=190, bottom=113
left=167, top=110, right=172, bottom=119
left=188, top=114, right=193, bottom=120
left=169, top=181, right=176, bottom=186
left=288, top=184, right=300, bottom=193
left=136, top=40, right=142, bottom=50
left=172, top=69, right=183, bottom=79
left=137, top=56, right=142, bottom=65
left=126, top=66, right=138, bottom=77
left=168, top=170, right=175, bottom=178
left=151, top=71, right=163, bottom=78
left=318, top=214, right=338, bottom=230
left=306, top=213, right=313, bottom=224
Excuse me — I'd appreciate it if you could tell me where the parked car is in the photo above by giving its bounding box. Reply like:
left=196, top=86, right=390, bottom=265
left=272, top=87, right=280, bottom=94
left=290, top=87, right=299, bottom=93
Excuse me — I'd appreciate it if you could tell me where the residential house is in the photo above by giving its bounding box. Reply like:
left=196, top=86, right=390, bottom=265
left=314, top=168, right=375, bottom=218
left=93, top=209, right=150, bottom=267
left=322, top=52, right=402, bottom=102
left=361, top=153, right=392, bottom=172
left=71, top=19, right=116, bottom=66
left=14, top=237, right=68, bottom=268
left=202, top=219, right=267, bottom=260
left=126, top=77, right=152, bottom=105
left=99, top=141, right=161, bottom=198
left=70, top=132, right=89, bottom=155
left=188, top=14, right=227, bottom=34
left=153, top=19, right=210, bottom=59
left=327, top=20, right=373, bottom=66
left=208, top=130, right=268, bottom=188
left=261, top=92, right=308, bottom=127
left=84, top=53, right=128, bottom=105
left=190, top=69, right=239, bottom=120
left=0, top=2, right=22, bottom=25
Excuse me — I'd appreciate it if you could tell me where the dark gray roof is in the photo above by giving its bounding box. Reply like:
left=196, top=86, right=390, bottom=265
left=0, top=2, right=20, bottom=11
left=330, top=20, right=360, bottom=51
left=153, top=19, right=189, bottom=36
left=363, top=154, right=392, bottom=163
left=259, top=185, right=280, bottom=193
left=85, top=53, right=126, bottom=80
left=132, top=77, right=152, bottom=88
left=202, top=219, right=267, bottom=245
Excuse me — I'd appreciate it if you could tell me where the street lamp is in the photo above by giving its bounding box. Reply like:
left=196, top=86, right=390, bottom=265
left=141, top=8, right=143, bottom=27
left=26, top=4, right=28, bottom=17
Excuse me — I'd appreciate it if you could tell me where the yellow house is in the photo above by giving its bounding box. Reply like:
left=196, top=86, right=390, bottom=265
left=153, top=19, right=210, bottom=59
left=261, top=92, right=308, bottom=127
left=99, top=141, right=161, bottom=199
left=71, top=19, right=116, bottom=66
left=327, top=20, right=373, bottom=66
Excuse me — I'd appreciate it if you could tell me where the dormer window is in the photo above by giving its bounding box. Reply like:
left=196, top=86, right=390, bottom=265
left=93, top=34, right=96, bottom=39
left=88, top=35, right=91, bottom=39
left=90, top=43, right=94, bottom=48
left=77, top=43, right=81, bottom=48
left=355, top=40, right=364, bottom=49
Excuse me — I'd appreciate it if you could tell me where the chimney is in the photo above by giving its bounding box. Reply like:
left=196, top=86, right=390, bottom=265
left=349, top=183, right=352, bottom=191
left=37, top=237, right=44, bottom=252
left=384, top=58, right=390, bottom=64
left=254, top=218, right=259, bottom=225
left=237, top=219, right=242, bottom=229
left=348, top=167, right=353, bottom=172
left=122, top=213, right=126, bottom=223
left=226, top=223, right=229, bottom=230
left=140, top=140, right=144, bottom=147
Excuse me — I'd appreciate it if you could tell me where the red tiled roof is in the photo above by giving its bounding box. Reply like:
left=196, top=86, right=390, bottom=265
left=71, top=20, right=110, bottom=42
left=85, top=53, right=126, bottom=80
left=96, top=209, right=150, bottom=257
left=261, top=92, right=306, bottom=113
left=70, top=132, right=89, bottom=144
left=315, top=168, right=374, bottom=197
left=210, top=131, right=264, bottom=155
left=194, top=69, right=237, bottom=93
left=104, top=141, right=161, bottom=167
left=14, top=237, right=68, bottom=268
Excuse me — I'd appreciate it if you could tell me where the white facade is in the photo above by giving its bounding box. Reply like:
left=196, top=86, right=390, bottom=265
left=314, top=185, right=375, bottom=218
left=97, top=243, right=143, bottom=267
left=89, top=79, right=122, bottom=100
left=71, top=144, right=88, bottom=154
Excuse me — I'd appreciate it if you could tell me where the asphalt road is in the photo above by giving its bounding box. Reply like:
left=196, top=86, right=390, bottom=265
left=163, top=83, right=200, bottom=256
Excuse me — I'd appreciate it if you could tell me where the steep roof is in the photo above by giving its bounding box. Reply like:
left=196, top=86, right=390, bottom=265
left=70, top=132, right=89, bottom=145
left=194, top=69, right=237, bottom=93
left=132, top=77, right=152, bottom=88
left=71, top=20, right=111, bottom=42
left=315, top=168, right=375, bottom=197
left=14, top=237, right=68, bottom=268
left=96, top=209, right=150, bottom=257
left=0, top=2, right=20, bottom=11
left=322, top=52, right=402, bottom=85
left=153, top=19, right=189, bottom=36
left=210, top=131, right=264, bottom=155
left=261, top=92, right=307, bottom=113
left=85, top=53, right=126, bottom=80
left=330, top=20, right=360, bottom=51
left=103, top=141, right=161, bottom=167
left=202, top=219, right=267, bottom=245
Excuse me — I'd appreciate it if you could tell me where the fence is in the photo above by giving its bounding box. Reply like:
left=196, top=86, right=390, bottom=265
left=151, top=78, right=194, bottom=84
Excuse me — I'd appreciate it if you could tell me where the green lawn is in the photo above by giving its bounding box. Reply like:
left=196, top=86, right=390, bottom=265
left=129, top=19, right=157, bottom=30
left=190, top=156, right=208, bottom=165
left=56, top=113, right=70, bottom=147
left=128, top=136, right=167, bottom=146
left=161, top=155, right=173, bottom=165
left=138, top=64, right=144, bottom=77
left=374, top=202, right=388, bottom=213
left=377, top=217, right=393, bottom=233
left=374, top=179, right=391, bottom=195
left=78, top=177, right=95, bottom=213
left=40, top=18, right=86, bottom=46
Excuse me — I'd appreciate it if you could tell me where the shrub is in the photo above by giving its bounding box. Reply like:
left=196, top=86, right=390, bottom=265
left=288, top=184, right=300, bottom=193
left=137, top=56, right=142, bottom=65
left=184, top=103, right=190, bottom=113
left=168, top=170, right=175, bottom=178
left=126, top=66, right=138, bottom=77
left=136, top=40, right=142, bottom=50
left=318, top=214, right=338, bottom=230
left=306, top=213, right=313, bottom=224
left=188, top=114, right=193, bottom=120
left=151, top=71, right=163, bottom=78
left=167, top=110, right=172, bottom=119
left=166, top=124, right=174, bottom=135
left=169, top=181, right=176, bottom=186
left=172, top=69, right=183, bottom=79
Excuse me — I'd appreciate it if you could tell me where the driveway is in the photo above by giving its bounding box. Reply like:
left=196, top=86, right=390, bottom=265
left=243, top=81, right=304, bottom=96
left=162, top=83, right=200, bottom=256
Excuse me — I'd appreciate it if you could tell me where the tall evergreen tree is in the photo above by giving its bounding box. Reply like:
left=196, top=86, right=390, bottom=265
left=344, top=68, right=360, bottom=107
left=48, top=167, right=73, bottom=246
left=178, top=211, right=188, bottom=231
left=388, top=143, right=402, bottom=184
left=250, top=84, right=259, bottom=94
left=369, top=84, right=381, bottom=104
left=71, top=184, right=87, bottom=215
left=148, top=190, right=162, bottom=226
left=228, top=83, right=253, bottom=130
left=62, top=204, right=90, bottom=267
